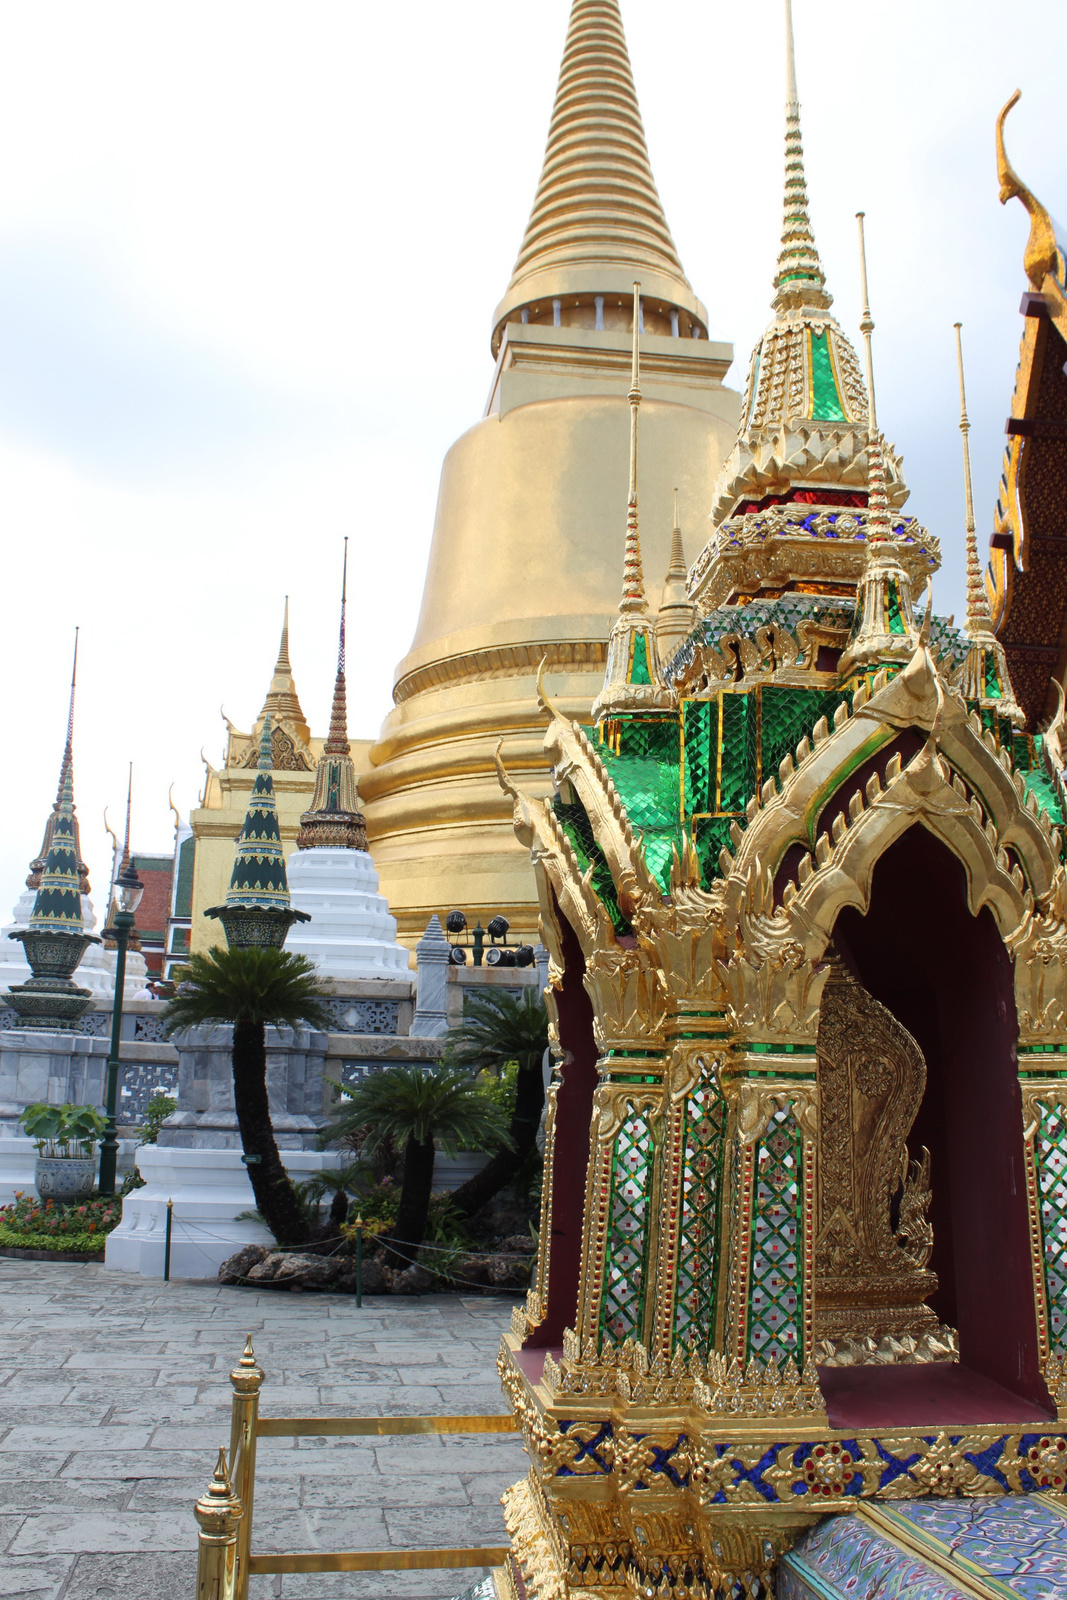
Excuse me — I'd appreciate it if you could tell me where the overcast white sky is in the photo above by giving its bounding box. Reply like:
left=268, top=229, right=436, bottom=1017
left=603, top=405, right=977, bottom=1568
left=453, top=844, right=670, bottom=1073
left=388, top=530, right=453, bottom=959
left=0, top=0, right=1063, bottom=924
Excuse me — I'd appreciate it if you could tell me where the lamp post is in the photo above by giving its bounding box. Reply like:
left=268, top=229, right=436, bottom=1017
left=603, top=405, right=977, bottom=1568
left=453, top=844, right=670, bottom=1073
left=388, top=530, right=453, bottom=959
left=98, top=858, right=144, bottom=1196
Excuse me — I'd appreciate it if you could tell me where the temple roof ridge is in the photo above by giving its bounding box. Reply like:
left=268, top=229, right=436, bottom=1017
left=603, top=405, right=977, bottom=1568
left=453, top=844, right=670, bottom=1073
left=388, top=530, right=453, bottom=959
left=491, top=0, right=706, bottom=349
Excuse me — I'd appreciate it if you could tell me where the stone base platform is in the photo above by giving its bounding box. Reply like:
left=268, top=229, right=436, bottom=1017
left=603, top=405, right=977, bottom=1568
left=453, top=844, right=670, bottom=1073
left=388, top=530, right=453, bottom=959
left=104, top=1144, right=342, bottom=1279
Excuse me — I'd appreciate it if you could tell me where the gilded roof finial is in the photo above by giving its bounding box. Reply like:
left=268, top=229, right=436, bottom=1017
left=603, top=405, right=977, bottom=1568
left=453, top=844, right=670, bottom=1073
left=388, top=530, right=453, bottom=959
left=954, top=321, right=1023, bottom=722
left=592, top=283, right=674, bottom=720
left=839, top=218, right=922, bottom=677
left=277, top=596, right=291, bottom=673
left=856, top=211, right=878, bottom=434
left=620, top=283, right=647, bottom=616
left=772, top=0, right=828, bottom=311
left=656, top=487, right=696, bottom=664
left=996, top=91, right=1063, bottom=294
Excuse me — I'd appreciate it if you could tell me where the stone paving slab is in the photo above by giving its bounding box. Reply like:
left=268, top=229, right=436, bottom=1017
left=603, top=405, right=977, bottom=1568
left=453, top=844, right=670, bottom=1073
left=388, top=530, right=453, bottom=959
left=0, top=1260, right=525, bottom=1599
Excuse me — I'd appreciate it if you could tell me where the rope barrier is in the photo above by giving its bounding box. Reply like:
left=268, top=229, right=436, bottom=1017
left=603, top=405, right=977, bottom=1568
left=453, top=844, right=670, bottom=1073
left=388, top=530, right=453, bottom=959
left=154, top=1209, right=533, bottom=1292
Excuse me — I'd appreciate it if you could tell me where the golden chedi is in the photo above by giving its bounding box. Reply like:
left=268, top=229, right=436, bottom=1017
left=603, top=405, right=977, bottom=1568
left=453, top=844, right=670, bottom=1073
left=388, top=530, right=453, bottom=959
left=361, top=0, right=741, bottom=946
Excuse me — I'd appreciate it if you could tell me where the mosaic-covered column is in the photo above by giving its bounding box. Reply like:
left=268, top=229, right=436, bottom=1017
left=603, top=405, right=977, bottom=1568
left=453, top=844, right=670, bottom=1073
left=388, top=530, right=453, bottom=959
left=719, top=1041, right=819, bottom=1380
left=1019, top=1044, right=1067, bottom=1414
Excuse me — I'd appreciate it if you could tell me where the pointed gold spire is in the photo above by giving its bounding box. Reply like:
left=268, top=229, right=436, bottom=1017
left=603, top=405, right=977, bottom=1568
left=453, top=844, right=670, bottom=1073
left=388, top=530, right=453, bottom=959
left=656, top=489, right=696, bottom=662
left=593, top=285, right=673, bottom=720
left=840, top=219, right=922, bottom=678
left=954, top=322, right=1023, bottom=723
left=297, top=541, right=367, bottom=851
left=257, top=597, right=310, bottom=746
left=773, top=0, right=829, bottom=312
left=491, top=0, right=706, bottom=349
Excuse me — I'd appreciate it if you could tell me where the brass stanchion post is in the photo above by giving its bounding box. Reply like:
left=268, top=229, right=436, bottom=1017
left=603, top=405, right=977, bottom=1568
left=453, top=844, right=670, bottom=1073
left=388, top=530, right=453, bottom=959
left=228, top=1335, right=263, bottom=1600
left=194, top=1447, right=242, bottom=1600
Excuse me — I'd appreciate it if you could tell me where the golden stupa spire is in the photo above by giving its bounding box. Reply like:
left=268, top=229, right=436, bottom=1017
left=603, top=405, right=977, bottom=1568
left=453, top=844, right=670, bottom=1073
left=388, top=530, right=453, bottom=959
left=772, top=0, right=829, bottom=311
left=257, top=596, right=311, bottom=746
left=592, top=285, right=673, bottom=720
left=954, top=322, right=1022, bottom=722
left=491, top=0, right=706, bottom=349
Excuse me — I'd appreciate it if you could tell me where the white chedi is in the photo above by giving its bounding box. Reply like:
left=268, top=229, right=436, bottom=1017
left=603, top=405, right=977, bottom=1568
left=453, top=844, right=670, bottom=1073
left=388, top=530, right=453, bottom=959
left=285, top=848, right=410, bottom=979
left=0, top=890, right=148, bottom=1003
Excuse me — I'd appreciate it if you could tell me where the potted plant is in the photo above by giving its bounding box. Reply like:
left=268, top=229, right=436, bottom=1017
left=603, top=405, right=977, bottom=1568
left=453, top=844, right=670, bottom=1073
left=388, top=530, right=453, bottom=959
left=19, top=1103, right=107, bottom=1202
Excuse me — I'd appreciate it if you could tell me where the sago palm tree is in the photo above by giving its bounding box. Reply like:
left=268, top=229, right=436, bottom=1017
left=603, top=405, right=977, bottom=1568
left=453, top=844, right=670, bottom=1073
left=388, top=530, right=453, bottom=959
left=324, top=1063, right=511, bottom=1267
left=162, top=947, right=333, bottom=1247
left=444, top=988, right=549, bottom=1220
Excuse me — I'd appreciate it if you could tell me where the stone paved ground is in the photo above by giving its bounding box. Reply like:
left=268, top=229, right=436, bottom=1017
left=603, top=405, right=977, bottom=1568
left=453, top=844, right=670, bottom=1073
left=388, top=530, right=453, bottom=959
left=0, top=1260, right=527, bottom=1600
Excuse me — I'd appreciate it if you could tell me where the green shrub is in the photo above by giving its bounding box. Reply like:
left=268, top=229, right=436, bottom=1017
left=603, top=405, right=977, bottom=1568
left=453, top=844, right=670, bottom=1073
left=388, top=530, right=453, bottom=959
left=0, top=1192, right=122, bottom=1251
left=138, top=1094, right=178, bottom=1146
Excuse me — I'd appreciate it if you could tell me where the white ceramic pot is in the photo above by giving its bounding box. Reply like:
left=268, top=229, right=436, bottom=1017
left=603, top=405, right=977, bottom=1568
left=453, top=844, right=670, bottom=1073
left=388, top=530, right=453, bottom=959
left=34, top=1155, right=97, bottom=1202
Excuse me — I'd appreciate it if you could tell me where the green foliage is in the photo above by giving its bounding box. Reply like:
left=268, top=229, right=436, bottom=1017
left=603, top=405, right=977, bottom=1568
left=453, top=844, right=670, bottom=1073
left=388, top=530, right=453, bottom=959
left=138, top=1094, right=178, bottom=1147
left=324, top=1063, right=512, bottom=1160
left=161, top=946, right=334, bottom=1034
left=475, top=1060, right=518, bottom=1112
left=0, top=1191, right=122, bottom=1251
left=18, top=1103, right=107, bottom=1157
left=445, top=988, right=548, bottom=1079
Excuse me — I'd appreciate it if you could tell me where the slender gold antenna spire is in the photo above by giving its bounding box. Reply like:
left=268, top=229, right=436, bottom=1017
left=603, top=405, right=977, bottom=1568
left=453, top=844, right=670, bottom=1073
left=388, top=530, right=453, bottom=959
left=276, top=597, right=291, bottom=672
left=953, top=322, right=994, bottom=636
left=620, top=282, right=647, bottom=615
left=784, top=0, right=798, bottom=103
left=856, top=212, right=877, bottom=432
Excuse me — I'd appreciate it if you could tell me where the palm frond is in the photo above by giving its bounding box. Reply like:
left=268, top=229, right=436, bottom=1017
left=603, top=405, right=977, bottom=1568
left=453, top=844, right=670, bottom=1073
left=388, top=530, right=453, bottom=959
left=162, top=946, right=334, bottom=1034
left=324, top=1063, right=511, bottom=1158
left=444, top=987, right=548, bottom=1076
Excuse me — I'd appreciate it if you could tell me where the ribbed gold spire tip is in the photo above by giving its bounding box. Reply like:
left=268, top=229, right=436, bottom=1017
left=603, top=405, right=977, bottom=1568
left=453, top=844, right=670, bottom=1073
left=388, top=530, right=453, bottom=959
left=492, top=0, right=706, bottom=346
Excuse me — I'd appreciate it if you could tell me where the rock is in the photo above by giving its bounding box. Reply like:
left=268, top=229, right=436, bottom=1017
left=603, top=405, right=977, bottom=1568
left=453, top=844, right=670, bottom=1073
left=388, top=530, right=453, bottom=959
left=486, top=1252, right=531, bottom=1288
left=334, top=1255, right=387, bottom=1296
left=217, top=1244, right=271, bottom=1284
left=455, top=1255, right=491, bottom=1286
left=246, top=1252, right=342, bottom=1289
left=388, top=1263, right=434, bottom=1295
left=502, top=1235, right=537, bottom=1254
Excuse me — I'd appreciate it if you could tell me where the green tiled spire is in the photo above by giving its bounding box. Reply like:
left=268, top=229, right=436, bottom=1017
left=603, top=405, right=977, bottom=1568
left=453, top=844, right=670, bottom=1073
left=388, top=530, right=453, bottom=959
left=27, top=760, right=85, bottom=934
left=224, top=717, right=291, bottom=911
left=205, top=716, right=310, bottom=947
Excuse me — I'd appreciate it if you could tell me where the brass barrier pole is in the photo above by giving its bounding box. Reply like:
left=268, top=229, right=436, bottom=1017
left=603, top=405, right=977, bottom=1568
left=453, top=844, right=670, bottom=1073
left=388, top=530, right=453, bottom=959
left=228, top=1335, right=263, bottom=1600
left=194, top=1448, right=243, bottom=1600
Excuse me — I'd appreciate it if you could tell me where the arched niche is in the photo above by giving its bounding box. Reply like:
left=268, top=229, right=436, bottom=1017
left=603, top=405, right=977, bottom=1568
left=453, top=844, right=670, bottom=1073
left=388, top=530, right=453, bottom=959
left=826, top=823, right=1053, bottom=1424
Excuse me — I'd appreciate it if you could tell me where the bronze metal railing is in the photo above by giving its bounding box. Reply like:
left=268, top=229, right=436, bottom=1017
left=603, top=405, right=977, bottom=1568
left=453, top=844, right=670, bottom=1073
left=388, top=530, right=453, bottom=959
left=193, top=1336, right=518, bottom=1599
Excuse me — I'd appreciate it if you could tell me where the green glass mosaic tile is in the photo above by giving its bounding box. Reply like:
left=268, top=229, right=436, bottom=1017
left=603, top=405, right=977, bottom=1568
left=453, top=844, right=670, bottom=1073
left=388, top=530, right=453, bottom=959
left=630, top=631, right=652, bottom=685
left=683, top=700, right=715, bottom=815
left=886, top=581, right=905, bottom=635
left=985, top=653, right=1002, bottom=698
left=674, top=1082, right=725, bottom=1351
left=601, top=1105, right=654, bottom=1345
left=1036, top=1100, right=1067, bottom=1356
left=808, top=328, right=847, bottom=422
left=553, top=793, right=633, bottom=936
left=747, top=1104, right=803, bottom=1365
